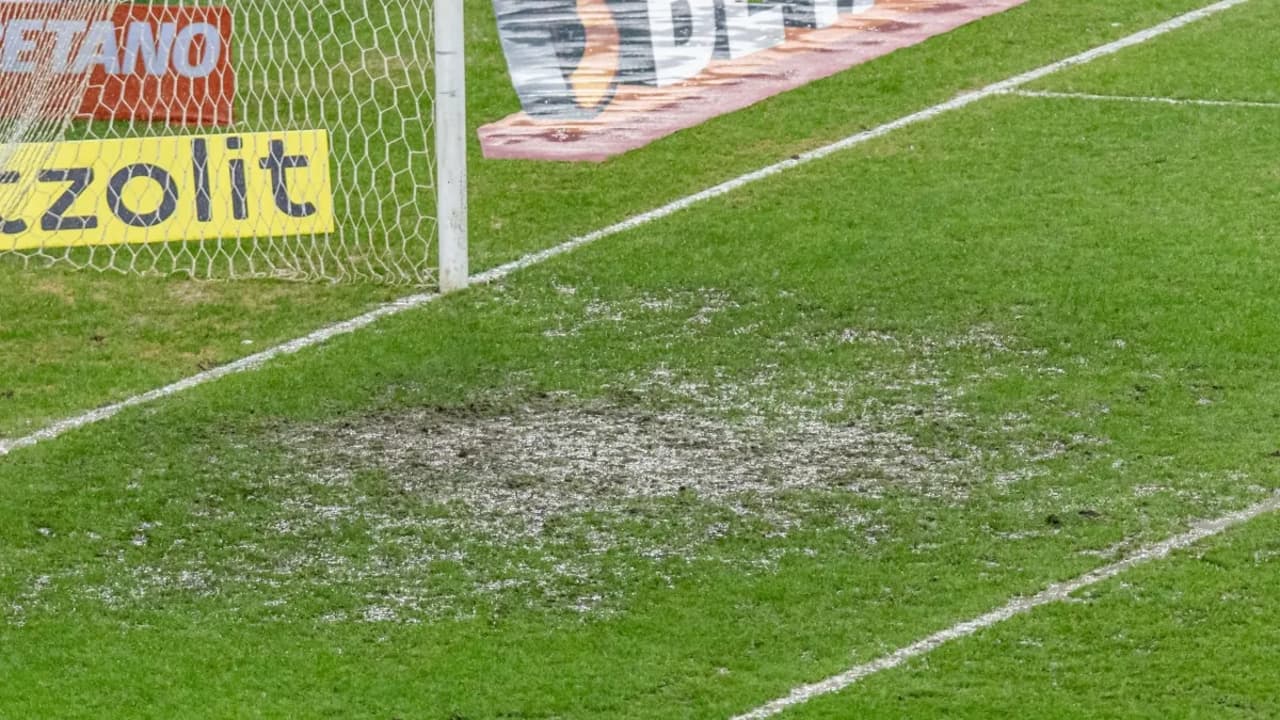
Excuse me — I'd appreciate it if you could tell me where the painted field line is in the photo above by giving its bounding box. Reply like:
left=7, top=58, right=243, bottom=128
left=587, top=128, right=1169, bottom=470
left=732, top=491, right=1280, bottom=720
left=0, top=0, right=1248, bottom=458
left=1012, top=89, right=1280, bottom=109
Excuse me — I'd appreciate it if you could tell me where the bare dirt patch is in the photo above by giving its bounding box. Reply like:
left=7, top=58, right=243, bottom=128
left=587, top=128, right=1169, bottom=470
left=19, top=321, right=1107, bottom=625
left=218, top=381, right=974, bottom=622
left=279, top=397, right=969, bottom=532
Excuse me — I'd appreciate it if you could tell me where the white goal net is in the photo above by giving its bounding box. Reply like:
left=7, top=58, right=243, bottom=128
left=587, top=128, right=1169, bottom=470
left=0, top=0, right=443, bottom=286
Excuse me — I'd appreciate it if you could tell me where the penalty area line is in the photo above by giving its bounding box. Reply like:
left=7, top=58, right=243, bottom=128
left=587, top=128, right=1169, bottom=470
left=1010, top=89, right=1280, bottom=110
left=731, top=491, right=1280, bottom=720
left=0, top=0, right=1251, bottom=458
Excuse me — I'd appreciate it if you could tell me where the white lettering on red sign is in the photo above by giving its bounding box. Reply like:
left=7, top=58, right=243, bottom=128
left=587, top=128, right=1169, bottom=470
left=0, top=18, right=223, bottom=78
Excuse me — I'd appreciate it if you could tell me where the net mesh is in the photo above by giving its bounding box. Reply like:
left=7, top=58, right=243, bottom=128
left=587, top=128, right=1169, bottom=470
left=0, top=0, right=437, bottom=285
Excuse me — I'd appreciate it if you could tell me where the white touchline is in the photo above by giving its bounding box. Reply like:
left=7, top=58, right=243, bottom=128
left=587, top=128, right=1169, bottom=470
left=1011, top=89, right=1280, bottom=109
left=0, top=0, right=1249, bottom=458
left=730, top=491, right=1280, bottom=720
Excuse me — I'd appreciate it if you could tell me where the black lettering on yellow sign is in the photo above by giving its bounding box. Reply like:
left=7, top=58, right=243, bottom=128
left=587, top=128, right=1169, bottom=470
left=0, top=130, right=334, bottom=250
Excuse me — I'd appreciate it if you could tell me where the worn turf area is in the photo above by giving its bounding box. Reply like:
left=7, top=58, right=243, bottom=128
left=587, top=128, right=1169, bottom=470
left=4, top=1, right=1278, bottom=718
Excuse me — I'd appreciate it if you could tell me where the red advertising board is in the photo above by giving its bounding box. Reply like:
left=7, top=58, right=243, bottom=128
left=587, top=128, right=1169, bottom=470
left=0, top=3, right=235, bottom=126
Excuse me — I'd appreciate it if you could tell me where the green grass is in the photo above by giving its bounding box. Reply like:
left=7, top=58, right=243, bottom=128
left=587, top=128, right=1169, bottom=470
left=0, top=267, right=398, bottom=437
left=4, top=0, right=1279, bottom=718
left=1031, top=0, right=1280, bottom=101
left=786, top=513, right=1280, bottom=719
left=0, top=0, right=1214, bottom=435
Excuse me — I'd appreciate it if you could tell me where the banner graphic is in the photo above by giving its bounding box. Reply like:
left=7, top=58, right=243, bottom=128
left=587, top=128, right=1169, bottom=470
left=480, top=0, right=1030, bottom=161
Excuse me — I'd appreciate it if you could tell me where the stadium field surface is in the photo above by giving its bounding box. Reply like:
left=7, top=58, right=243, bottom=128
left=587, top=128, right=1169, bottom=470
left=4, top=1, right=1280, bottom=717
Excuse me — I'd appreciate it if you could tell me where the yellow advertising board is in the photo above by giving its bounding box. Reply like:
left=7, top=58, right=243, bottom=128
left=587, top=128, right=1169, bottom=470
left=0, top=129, right=334, bottom=250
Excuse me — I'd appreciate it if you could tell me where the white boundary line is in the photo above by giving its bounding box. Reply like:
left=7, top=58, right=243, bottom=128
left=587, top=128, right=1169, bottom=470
left=1012, top=89, right=1280, bottom=109
left=0, top=0, right=1249, bottom=458
left=731, top=491, right=1280, bottom=720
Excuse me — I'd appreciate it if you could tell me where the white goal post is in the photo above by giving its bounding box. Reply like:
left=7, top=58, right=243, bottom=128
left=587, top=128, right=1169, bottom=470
left=0, top=0, right=469, bottom=290
left=435, top=0, right=469, bottom=292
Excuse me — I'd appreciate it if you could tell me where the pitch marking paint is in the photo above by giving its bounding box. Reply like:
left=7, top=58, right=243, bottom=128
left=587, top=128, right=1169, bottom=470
left=731, top=490, right=1280, bottom=719
left=1012, top=88, right=1280, bottom=109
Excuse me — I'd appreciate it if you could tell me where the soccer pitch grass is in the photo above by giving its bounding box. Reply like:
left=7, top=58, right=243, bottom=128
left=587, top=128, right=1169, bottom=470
left=4, top=0, right=1280, bottom=717
left=0, top=0, right=1212, bottom=436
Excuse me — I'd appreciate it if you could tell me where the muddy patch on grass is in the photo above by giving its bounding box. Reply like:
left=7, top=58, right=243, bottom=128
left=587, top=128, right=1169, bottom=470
left=277, top=397, right=970, bottom=532
left=22, top=323, right=1113, bottom=625
left=221, top=367, right=991, bottom=621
